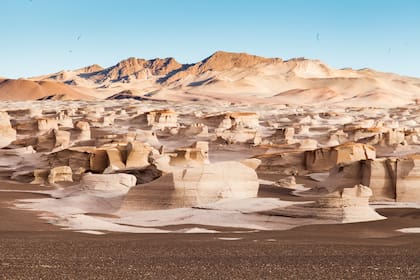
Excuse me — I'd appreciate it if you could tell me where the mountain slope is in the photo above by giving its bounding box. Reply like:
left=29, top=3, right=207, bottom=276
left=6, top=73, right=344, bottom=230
left=9, top=51, right=420, bottom=106
left=0, top=79, right=92, bottom=101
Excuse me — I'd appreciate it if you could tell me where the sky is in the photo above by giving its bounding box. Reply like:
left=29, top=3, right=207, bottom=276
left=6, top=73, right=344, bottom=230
left=1, top=0, right=420, bottom=78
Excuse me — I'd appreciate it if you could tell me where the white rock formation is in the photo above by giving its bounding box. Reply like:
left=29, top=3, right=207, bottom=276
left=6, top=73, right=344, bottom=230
left=80, top=173, right=137, bottom=191
left=267, top=185, right=384, bottom=222
left=121, top=161, right=259, bottom=210
left=305, top=142, right=376, bottom=172
left=126, top=142, right=153, bottom=168
left=146, top=109, right=178, bottom=129
left=0, top=111, right=17, bottom=148
left=48, top=166, right=73, bottom=184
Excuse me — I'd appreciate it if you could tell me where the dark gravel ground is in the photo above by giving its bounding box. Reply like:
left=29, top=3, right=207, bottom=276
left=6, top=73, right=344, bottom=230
left=1, top=185, right=419, bottom=279
left=1, top=229, right=419, bottom=280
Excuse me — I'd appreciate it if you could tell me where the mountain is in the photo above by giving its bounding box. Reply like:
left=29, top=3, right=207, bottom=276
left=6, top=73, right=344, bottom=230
left=3, top=51, right=420, bottom=106
left=0, top=79, right=91, bottom=101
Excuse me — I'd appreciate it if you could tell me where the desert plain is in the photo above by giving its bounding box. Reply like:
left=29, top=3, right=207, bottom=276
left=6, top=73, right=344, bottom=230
left=1, top=52, right=420, bottom=279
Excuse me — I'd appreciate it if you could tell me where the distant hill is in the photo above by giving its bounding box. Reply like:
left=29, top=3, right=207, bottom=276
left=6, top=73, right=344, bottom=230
left=0, top=79, right=92, bottom=101
left=5, top=51, right=420, bottom=107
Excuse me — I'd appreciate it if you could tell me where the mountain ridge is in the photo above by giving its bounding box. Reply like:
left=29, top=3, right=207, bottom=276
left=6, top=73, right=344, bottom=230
left=1, top=51, right=419, bottom=107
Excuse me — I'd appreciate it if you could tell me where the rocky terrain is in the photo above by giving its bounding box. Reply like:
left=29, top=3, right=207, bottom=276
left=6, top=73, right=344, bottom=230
left=0, top=96, right=419, bottom=234
left=1, top=52, right=420, bottom=279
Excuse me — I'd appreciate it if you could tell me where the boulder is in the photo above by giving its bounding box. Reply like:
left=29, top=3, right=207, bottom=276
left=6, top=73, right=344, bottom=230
left=75, top=121, right=91, bottom=141
left=323, top=161, right=365, bottom=191
left=36, top=129, right=71, bottom=152
left=395, top=156, right=420, bottom=202
left=37, top=118, right=58, bottom=132
left=31, top=169, right=50, bottom=185
left=178, top=123, right=209, bottom=137
left=114, top=165, right=162, bottom=185
left=0, top=111, right=17, bottom=148
left=265, top=127, right=295, bottom=144
left=48, top=148, right=92, bottom=173
left=146, top=109, right=178, bottom=129
left=106, top=147, right=126, bottom=170
left=48, top=166, right=73, bottom=184
left=305, top=142, right=376, bottom=172
left=256, top=151, right=305, bottom=175
left=321, top=156, right=420, bottom=202
left=169, top=141, right=209, bottom=167
left=216, top=128, right=261, bottom=144
left=126, top=142, right=153, bottom=168
left=228, top=112, right=259, bottom=129
left=361, top=158, right=396, bottom=201
left=56, top=111, right=74, bottom=128
left=121, top=161, right=259, bottom=210
left=86, top=114, right=115, bottom=127
left=203, top=112, right=259, bottom=130
left=79, top=173, right=137, bottom=191
left=266, top=185, right=384, bottom=223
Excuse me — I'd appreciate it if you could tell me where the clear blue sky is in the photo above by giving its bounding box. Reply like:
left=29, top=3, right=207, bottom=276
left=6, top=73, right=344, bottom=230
left=1, top=0, right=419, bottom=78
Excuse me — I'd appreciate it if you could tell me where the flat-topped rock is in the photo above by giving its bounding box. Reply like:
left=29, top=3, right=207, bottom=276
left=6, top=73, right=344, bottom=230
left=265, top=185, right=384, bottom=223
left=305, top=142, right=376, bottom=172
left=169, top=141, right=209, bottom=167
left=48, top=166, right=73, bottom=184
left=80, top=173, right=137, bottom=191
left=121, top=161, right=259, bottom=210
left=0, top=111, right=17, bottom=148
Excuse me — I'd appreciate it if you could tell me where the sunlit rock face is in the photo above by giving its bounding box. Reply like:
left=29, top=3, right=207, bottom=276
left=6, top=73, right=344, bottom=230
left=317, top=155, right=420, bottom=203
left=169, top=141, right=209, bottom=168
left=79, top=173, right=137, bottom=191
left=266, top=185, right=384, bottom=223
left=305, top=142, right=376, bottom=172
left=146, top=109, right=178, bottom=129
left=48, top=166, right=73, bottom=184
left=0, top=111, right=17, bottom=148
left=362, top=156, right=420, bottom=202
left=121, top=161, right=259, bottom=210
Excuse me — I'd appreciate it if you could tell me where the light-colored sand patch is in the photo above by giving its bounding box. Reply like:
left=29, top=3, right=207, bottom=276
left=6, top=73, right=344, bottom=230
left=75, top=230, right=106, bottom=235
left=307, top=172, right=329, bottom=182
left=396, top=228, right=420, bottom=234
left=176, top=227, right=220, bottom=234
left=371, top=202, right=420, bottom=209
left=217, top=237, right=242, bottom=241
left=53, top=214, right=168, bottom=233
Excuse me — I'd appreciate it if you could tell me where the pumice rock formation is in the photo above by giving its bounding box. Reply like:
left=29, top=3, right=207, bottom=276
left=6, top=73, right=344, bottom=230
left=169, top=141, right=210, bottom=167
left=361, top=156, right=420, bottom=202
left=267, top=184, right=384, bottom=223
left=0, top=111, right=17, bottom=148
left=79, top=173, right=137, bottom=191
left=146, top=109, right=178, bottom=129
left=2, top=52, right=420, bottom=235
left=121, top=161, right=259, bottom=210
left=305, top=142, right=376, bottom=172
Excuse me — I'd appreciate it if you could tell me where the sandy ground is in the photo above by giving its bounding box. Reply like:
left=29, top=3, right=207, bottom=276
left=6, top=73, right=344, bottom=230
left=1, top=184, right=420, bottom=279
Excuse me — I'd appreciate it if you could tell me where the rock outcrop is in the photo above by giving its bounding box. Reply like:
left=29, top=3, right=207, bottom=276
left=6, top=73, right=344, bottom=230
left=79, top=173, right=137, bottom=191
left=266, top=185, right=384, bottom=223
left=121, top=161, right=259, bottom=210
left=0, top=111, right=17, bottom=148
left=305, top=142, right=376, bottom=172
left=48, top=166, right=73, bottom=184
left=169, top=141, right=210, bottom=167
